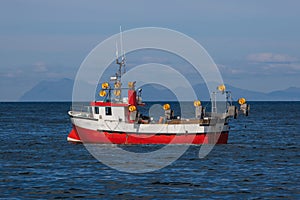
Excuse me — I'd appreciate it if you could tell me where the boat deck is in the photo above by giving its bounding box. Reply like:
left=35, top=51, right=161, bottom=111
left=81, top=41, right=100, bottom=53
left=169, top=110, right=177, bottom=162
left=166, top=119, right=210, bottom=125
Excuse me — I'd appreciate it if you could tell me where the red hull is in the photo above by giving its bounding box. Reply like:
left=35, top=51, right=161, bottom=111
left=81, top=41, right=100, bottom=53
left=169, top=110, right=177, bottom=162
left=68, top=126, right=228, bottom=144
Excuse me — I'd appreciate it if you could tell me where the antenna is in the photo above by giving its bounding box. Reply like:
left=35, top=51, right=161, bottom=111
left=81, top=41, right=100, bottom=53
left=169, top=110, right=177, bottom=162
left=120, top=26, right=124, bottom=58
left=115, top=41, right=119, bottom=60
left=114, top=26, right=126, bottom=82
left=122, top=50, right=126, bottom=74
left=119, top=26, right=126, bottom=74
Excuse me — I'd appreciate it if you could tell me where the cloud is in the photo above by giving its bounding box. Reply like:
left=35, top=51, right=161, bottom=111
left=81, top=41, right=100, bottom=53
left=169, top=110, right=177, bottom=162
left=2, top=70, right=23, bottom=78
left=140, top=56, right=170, bottom=64
left=247, top=53, right=298, bottom=63
left=245, top=53, right=300, bottom=75
left=0, top=67, right=23, bottom=78
left=218, top=64, right=247, bottom=75
left=263, top=63, right=300, bottom=72
left=33, top=62, right=48, bottom=72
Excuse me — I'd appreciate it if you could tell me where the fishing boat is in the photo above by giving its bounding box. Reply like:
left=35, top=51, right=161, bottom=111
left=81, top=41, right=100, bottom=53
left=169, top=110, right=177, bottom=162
left=67, top=47, right=249, bottom=145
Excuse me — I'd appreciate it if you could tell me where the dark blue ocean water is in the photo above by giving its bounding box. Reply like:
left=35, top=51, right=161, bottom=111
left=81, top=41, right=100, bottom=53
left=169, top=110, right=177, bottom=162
left=1, top=102, right=299, bottom=199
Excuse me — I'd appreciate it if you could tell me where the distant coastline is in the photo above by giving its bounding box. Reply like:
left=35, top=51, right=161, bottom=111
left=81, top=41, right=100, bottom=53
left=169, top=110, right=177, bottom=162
left=11, top=78, right=300, bottom=102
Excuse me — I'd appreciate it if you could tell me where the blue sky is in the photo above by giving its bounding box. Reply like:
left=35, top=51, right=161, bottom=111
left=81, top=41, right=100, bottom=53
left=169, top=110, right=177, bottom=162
left=0, top=0, right=300, bottom=101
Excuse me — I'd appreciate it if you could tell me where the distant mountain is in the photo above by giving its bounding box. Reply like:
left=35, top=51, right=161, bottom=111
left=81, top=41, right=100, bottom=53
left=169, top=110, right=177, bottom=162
left=140, top=83, right=300, bottom=101
left=228, top=86, right=300, bottom=101
left=19, top=78, right=74, bottom=101
left=268, top=87, right=300, bottom=101
left=192, top=84, right=300, bottom=101
left=19, top=78, right=300, bottom=101
left=222, top=84, right=269, bottom=101
left=138, top=84, right=178, bottom=101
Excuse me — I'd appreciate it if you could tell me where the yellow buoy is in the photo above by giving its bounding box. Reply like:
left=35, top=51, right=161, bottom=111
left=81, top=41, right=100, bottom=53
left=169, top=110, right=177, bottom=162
left=102, top=82, right=109, bottom=89
left=194, top=100, right=201, bottom=107
left=238, top=98, right=246, bottom=105
left=218, top=84, right=226, bottom=92
left=114, top=82, right=121, bottom=88
left=114, top=89, right=121, bottom=96
left=128, top=105, right=136, bottom=112
left=163, top=103, right=170, bottom=110
left=128, top=82, right=135, bottom=89
left=99, top=90, right=106, bottom=97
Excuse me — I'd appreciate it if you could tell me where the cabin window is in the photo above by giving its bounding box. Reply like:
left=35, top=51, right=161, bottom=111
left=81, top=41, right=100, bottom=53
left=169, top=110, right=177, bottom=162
left=94, top=107, right=99, bottom=114
left=105, top=107, right=112, bottom=115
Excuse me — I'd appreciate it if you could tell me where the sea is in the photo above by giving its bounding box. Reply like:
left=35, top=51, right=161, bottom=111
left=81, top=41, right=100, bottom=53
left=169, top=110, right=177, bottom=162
left=1, top=102, right=299, bottom=199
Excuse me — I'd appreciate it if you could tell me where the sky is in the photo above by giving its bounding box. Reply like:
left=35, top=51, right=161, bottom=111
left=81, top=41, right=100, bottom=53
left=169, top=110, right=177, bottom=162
left=0, top=0, right=300, bottom=101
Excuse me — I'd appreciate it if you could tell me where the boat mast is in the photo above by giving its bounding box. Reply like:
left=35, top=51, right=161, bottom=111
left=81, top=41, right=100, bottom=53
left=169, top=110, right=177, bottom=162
left=115, top=26, right=126, bottom=83
left=112, top=26, right=126, bottom=101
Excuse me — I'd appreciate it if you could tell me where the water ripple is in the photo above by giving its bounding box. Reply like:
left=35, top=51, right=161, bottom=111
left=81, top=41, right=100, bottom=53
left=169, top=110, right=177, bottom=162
left=1, top=102, right=299, bottom=199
